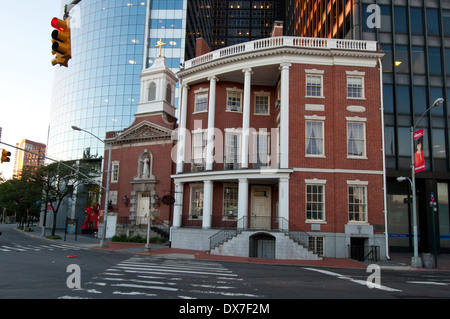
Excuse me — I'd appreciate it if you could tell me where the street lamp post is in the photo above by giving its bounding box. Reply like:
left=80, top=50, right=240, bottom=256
left=72, top=125, right=111, bottom=248
left=398, top=97, right=444, bottom=268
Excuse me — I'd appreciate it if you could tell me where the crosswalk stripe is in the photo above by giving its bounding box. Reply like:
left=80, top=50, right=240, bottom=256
left=61, top=256, right=263, bottom=299
left=115, top=265, right=238, bottom=277
left=1, top=245, right=26, bottom=251
left=0, top=243, right=86, bottom=252
left=111, top=283, right=179, bottom=292
left=118, top=261, right=234, bottom=273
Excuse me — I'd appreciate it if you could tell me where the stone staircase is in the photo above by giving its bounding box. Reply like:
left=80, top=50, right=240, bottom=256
left=210, top=230, right=322, bottom=260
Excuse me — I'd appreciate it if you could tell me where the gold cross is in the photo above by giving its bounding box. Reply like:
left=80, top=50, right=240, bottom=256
left=155, top=38, right=166, bottom=57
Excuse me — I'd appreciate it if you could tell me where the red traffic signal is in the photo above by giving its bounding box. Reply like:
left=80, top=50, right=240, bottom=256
left=51, top=17, right=71, bottom=67
left=51, top=17, right=69, bottom=32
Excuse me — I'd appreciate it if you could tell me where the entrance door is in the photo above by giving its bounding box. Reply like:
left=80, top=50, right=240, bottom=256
left=137, top=192, right=150, bottom=224
left=251, top=186, right=271, bottom=229
left=249, top=233, right=276, bottom=258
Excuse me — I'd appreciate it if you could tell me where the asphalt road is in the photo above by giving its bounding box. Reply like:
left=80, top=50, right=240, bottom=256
left=1, top=224, right=450, bottom=306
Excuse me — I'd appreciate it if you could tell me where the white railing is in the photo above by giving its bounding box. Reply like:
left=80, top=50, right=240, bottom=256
left=184, top=36, right=378, bottom=69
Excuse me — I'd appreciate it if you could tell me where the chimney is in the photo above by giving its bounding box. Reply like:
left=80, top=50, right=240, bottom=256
left=195, top=38, right=211, bottom=57
left=271, top=21, right=284, bottom=37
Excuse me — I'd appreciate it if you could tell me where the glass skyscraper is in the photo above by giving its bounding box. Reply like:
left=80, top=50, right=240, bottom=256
left=48, top=0, right=187, bottom=162
left=47, top=0, right=189, bottom=228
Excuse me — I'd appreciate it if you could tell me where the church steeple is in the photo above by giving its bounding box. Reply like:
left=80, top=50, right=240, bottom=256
left=136, top=50, right=178, bottom=121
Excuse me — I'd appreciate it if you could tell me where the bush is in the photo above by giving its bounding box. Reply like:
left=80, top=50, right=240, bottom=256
left=111, top=234, right=146, bottom=243
left=111, top=234, right=162, bottom=243
left=46, top=235, right=62, bottom=240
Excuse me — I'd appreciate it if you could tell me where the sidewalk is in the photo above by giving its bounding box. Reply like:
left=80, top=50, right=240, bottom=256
left=29, top=226, right=450, bottom=271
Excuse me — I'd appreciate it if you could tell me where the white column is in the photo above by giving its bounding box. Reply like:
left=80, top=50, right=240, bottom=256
left=172, top=182, right=183, bottom=227
left=279, top=63, right=291, bottom=169
left=177, top=84, right=189, bottom=173
left=206, top=76, right=218, bottom=170
left=241, top=68, right=252, bottom=168
left=278, top=177, right=289, bottom=230
left=237, top=178, right=248, bottom=229
left=202, top=180, right=213, bottom=229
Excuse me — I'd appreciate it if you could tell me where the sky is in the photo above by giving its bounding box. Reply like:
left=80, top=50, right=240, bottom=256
left=0, top=1, right=60, bottom=179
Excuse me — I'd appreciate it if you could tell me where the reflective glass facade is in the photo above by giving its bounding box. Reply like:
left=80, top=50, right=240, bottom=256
left=48, top=0, right=187, bottom=162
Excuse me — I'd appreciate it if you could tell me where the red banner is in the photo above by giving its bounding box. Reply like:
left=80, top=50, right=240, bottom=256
left=414, top=128, right=425, bottom=173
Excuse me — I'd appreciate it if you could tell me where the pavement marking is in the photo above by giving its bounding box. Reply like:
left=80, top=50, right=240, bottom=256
left=407, top=281, right=448, bottom=286
left=304, top=267, right=402, bottom=292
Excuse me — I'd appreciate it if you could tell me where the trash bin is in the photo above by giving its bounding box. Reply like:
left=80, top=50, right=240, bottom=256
left=422, top=253, right=434, bottom=269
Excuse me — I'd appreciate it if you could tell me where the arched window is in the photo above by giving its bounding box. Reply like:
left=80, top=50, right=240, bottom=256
left=148, top=82, right=156, bottom=101
left=165, top=84, right=172, bottom=104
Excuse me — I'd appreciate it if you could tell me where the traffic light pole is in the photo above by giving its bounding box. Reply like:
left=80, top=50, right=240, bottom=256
left=64, top=0, right=82, bottom=19
left=0, top=141, right=106, bottom=191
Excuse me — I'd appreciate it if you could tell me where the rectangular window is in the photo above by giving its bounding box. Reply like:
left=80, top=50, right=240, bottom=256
left=306, top=121, right=324, bottom=156
left=225, top=132, right=241, bottom=169
left=347, top=122, right=366, bottom=157
left=254, top=95, right=269, bottom=114
left=190, top=186, right=204, bottom=218
left=252, top=132, right=270, bottom=168
left=348, top=185, right=367, bottom=222
left=306, top=184, right=325, bottom=221
left=223, top=185, right=238, bottom=218
left=194, top=93, right=208, bottom=112
left=192, top=131, right=206, bottom=171
left=306, top=75, right=323, bottom=97
left=111, top=162, right=119, bottom=183
left=227, top=91, right=242, bottom=112
left=411, top=46, right=426, bottom=75
left=347, top=76, right=364, bottom=99
left=308, top=236, right=324, bottom=256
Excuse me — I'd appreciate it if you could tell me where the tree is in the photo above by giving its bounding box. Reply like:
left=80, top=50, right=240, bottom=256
left=0, top=170, right=42, bottom=228
left=26, top=160, right=101, bottom=236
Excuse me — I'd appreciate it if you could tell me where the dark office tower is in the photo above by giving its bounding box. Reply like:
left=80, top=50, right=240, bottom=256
left=185, top=0, right=213, bottom=60
left=284, top=0, right=354, bottom=39
left=286, top=0, right=450, bottom=255
left=211, top=0, right=286, bottom=50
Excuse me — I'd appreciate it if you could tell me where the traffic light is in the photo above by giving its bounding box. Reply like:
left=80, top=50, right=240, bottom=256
left=51, top=17, right=71, bottom=67
left=1, top=149, right=11, bottom=163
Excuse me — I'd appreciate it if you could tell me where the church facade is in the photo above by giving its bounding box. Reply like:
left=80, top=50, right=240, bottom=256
left=101, top=57, right=177, bottom=240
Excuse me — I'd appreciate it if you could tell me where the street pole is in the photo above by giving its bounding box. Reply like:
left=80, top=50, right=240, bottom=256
left=71, top=126, right=111, bottom=247
left=99, top=142, right=111, bottom=248
left=145, top=192, right=154, bottom=253
left=410, top=127, right=422, bottom=268
left=407, top=98, right=444, bottom=268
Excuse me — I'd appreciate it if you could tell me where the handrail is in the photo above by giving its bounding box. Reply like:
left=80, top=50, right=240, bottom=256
left=209, top=216, right=246, bottom=250
left=277, top=217, right=310, bottom=248
left=183, top=36, right=378, bottom=69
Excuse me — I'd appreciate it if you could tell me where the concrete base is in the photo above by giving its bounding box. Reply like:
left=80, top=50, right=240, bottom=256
left=411, top=256, right=423, bottom=268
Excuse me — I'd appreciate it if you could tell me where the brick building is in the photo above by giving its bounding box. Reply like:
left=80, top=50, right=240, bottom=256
left=104, top=24, right=386, bottom=260
left=171, top=25, right=386, bottom=260
left=13, top=139, right=46, bottom=179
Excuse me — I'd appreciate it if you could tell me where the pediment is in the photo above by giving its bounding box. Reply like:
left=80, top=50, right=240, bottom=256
left=113, top=120, right=173, bottom=144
